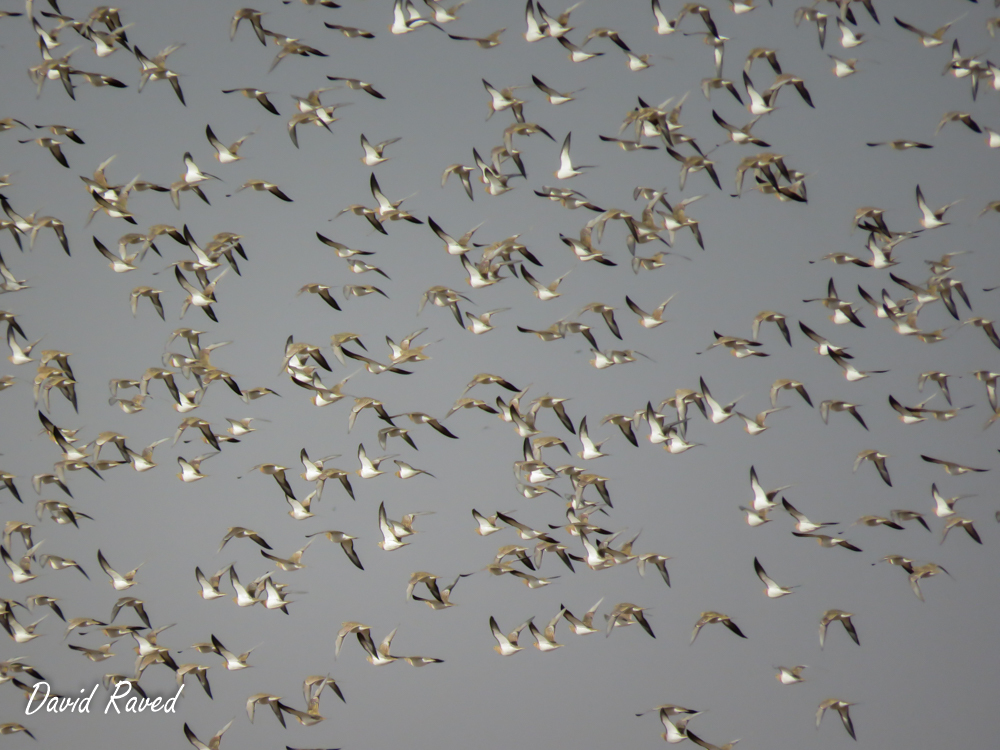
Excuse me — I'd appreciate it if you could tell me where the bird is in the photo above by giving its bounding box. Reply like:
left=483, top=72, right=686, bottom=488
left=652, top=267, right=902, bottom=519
left=740, top=505, right=771, bottom=527
left=334, top=622, right=371, bottom=659
left=325, top=22, right=376, bottom=37
left=440, top=164, right=476, bottom=200
left=820, top=400, right=867, bottom=430
left=261, top=541, right=312, bottom=571
left=555, top=132, right=594, bottom=179
left=625, top=295, right=673, bottom=329
left=448, top=27, right=506, bottom=48
left=854, top=449, right=891, bottom=486
left=25, top=594, right=63, bottom=622
left=666, top=148, right=721, bottom=191
left=702, top=77, right=744, bottom=104
left=219, top=527, right=271, bottom=553
left=92, top=235, right=136, bottom=273
left=482, top=78, right=526, bottom=120
left=231, top=179, right=292, bottom=202
left=888, top=394, right=933, bottom=425
left=742, top=71, right=775, bottom=115
left=303, top=674, right=345, bottom=707
left=921, top=455, right=988, bottom=475
left=210, top=634, right=256, bottom=670
left=378, top=502, right=409, bottom=551
left=749, top=466, right=788, bottom=512
left=269, top=37, right=327, bottom=73
left=829, top=54, right=858, bottom=77
left=916, top=185, right=960, bottom=229
left=97, top=550, right=141, bottom=590
left=691, top=612, right=746, bottom=643
left=135, top=44, right=186, bottom=104
left=304, top=530, right=363, bottom=570
left=194, top=565, right=232, bottom=600
left=893, top=16, right=957, bottom=48
left=2, top=546, right=36, bottom=584
left=222, top=87, right=280, bottom=115
left=782, top=498, right=836, bottom=533
left=5, top=326, right=41, bottom=365
left=327, top=77, right=385, bottom=99
left=471, top=509, right=503, bottom=536
left=528, top=610, right=566, bottom=651
left=562, top=598, right=604, bottom=635
left=490, top=615, right=533, bottom=655
left=511, top=570, right=560, bottom=588
left=771, top=379, right=812, bottom=408
left=558, top=35, right=604, bottom=62
left=962, top=317, right=1000, bottom=351
left=752, top=311, right=791, bottom=345
left=942, top=516, right=982, bottom=545
left=890, top=509, right=931, bottom=532
left=465, top=308, right=509, bottom=335
left=521, top=268, right=571, bottom=301
left=702, top=331, right=766, bottom=358
left=360, top=134, right=401, bottom=166
left=183, top=720, right=233, bottom=750
left=836, top=17, right=864, bottom=47
left=577, top=417, right=609, bottom=460
left=819, top=609, right=859, bottom=648
left=246, top=693, right=288, bottom=726
left=854, top=515, right=905, bottom=530
left=794, top=6, right=828, bottom=47
left=408, top=572, right=460, bottom=609
left=754, top=557, right=795, bottom=597
left=230, top=8, right=268, bottom=43
left=130, top=287, right=165, bottom=319
left=908, top=562, right=951, bottom=601
left=930, top=483, right=976, bottom=518
left=205, top=124, right=253, bottom=163
left=776, top=665, right=807, bottom=685
left=793, top=532, right=862, bottom=552
left=800, top=321, right=853, bottom=356
left=244, top=462, right=297, bottom=498
left=817, top=698, right=857, bottom=740
left=0, top=724, right=36, bottom=741
left=176, top=453, right=217, bottom=482
left=605, top=603, right=655, bottom=638
left=918, top=371, right=957, bottom=405
left=766, top=74, right=814, bottom=109
left=803, top=279, right=866, bottom=327
left=18, top=136, right=69, bottom=168
left=866, top=139, right=931, bottom=150
left=390, top=0, right=437, bottom=34
left=532, top=74, right=584, bottom=104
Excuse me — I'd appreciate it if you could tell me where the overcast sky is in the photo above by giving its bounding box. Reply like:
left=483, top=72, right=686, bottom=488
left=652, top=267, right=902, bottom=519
left=2, top=0, right=999, bottom=748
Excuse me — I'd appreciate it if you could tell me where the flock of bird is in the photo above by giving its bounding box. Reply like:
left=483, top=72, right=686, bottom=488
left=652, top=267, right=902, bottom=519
left=0, top=0, right=998, bottom=747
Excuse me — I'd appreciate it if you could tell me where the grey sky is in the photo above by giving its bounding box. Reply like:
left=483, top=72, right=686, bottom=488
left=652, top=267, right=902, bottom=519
left=1, top=0, right=999, bottom=748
